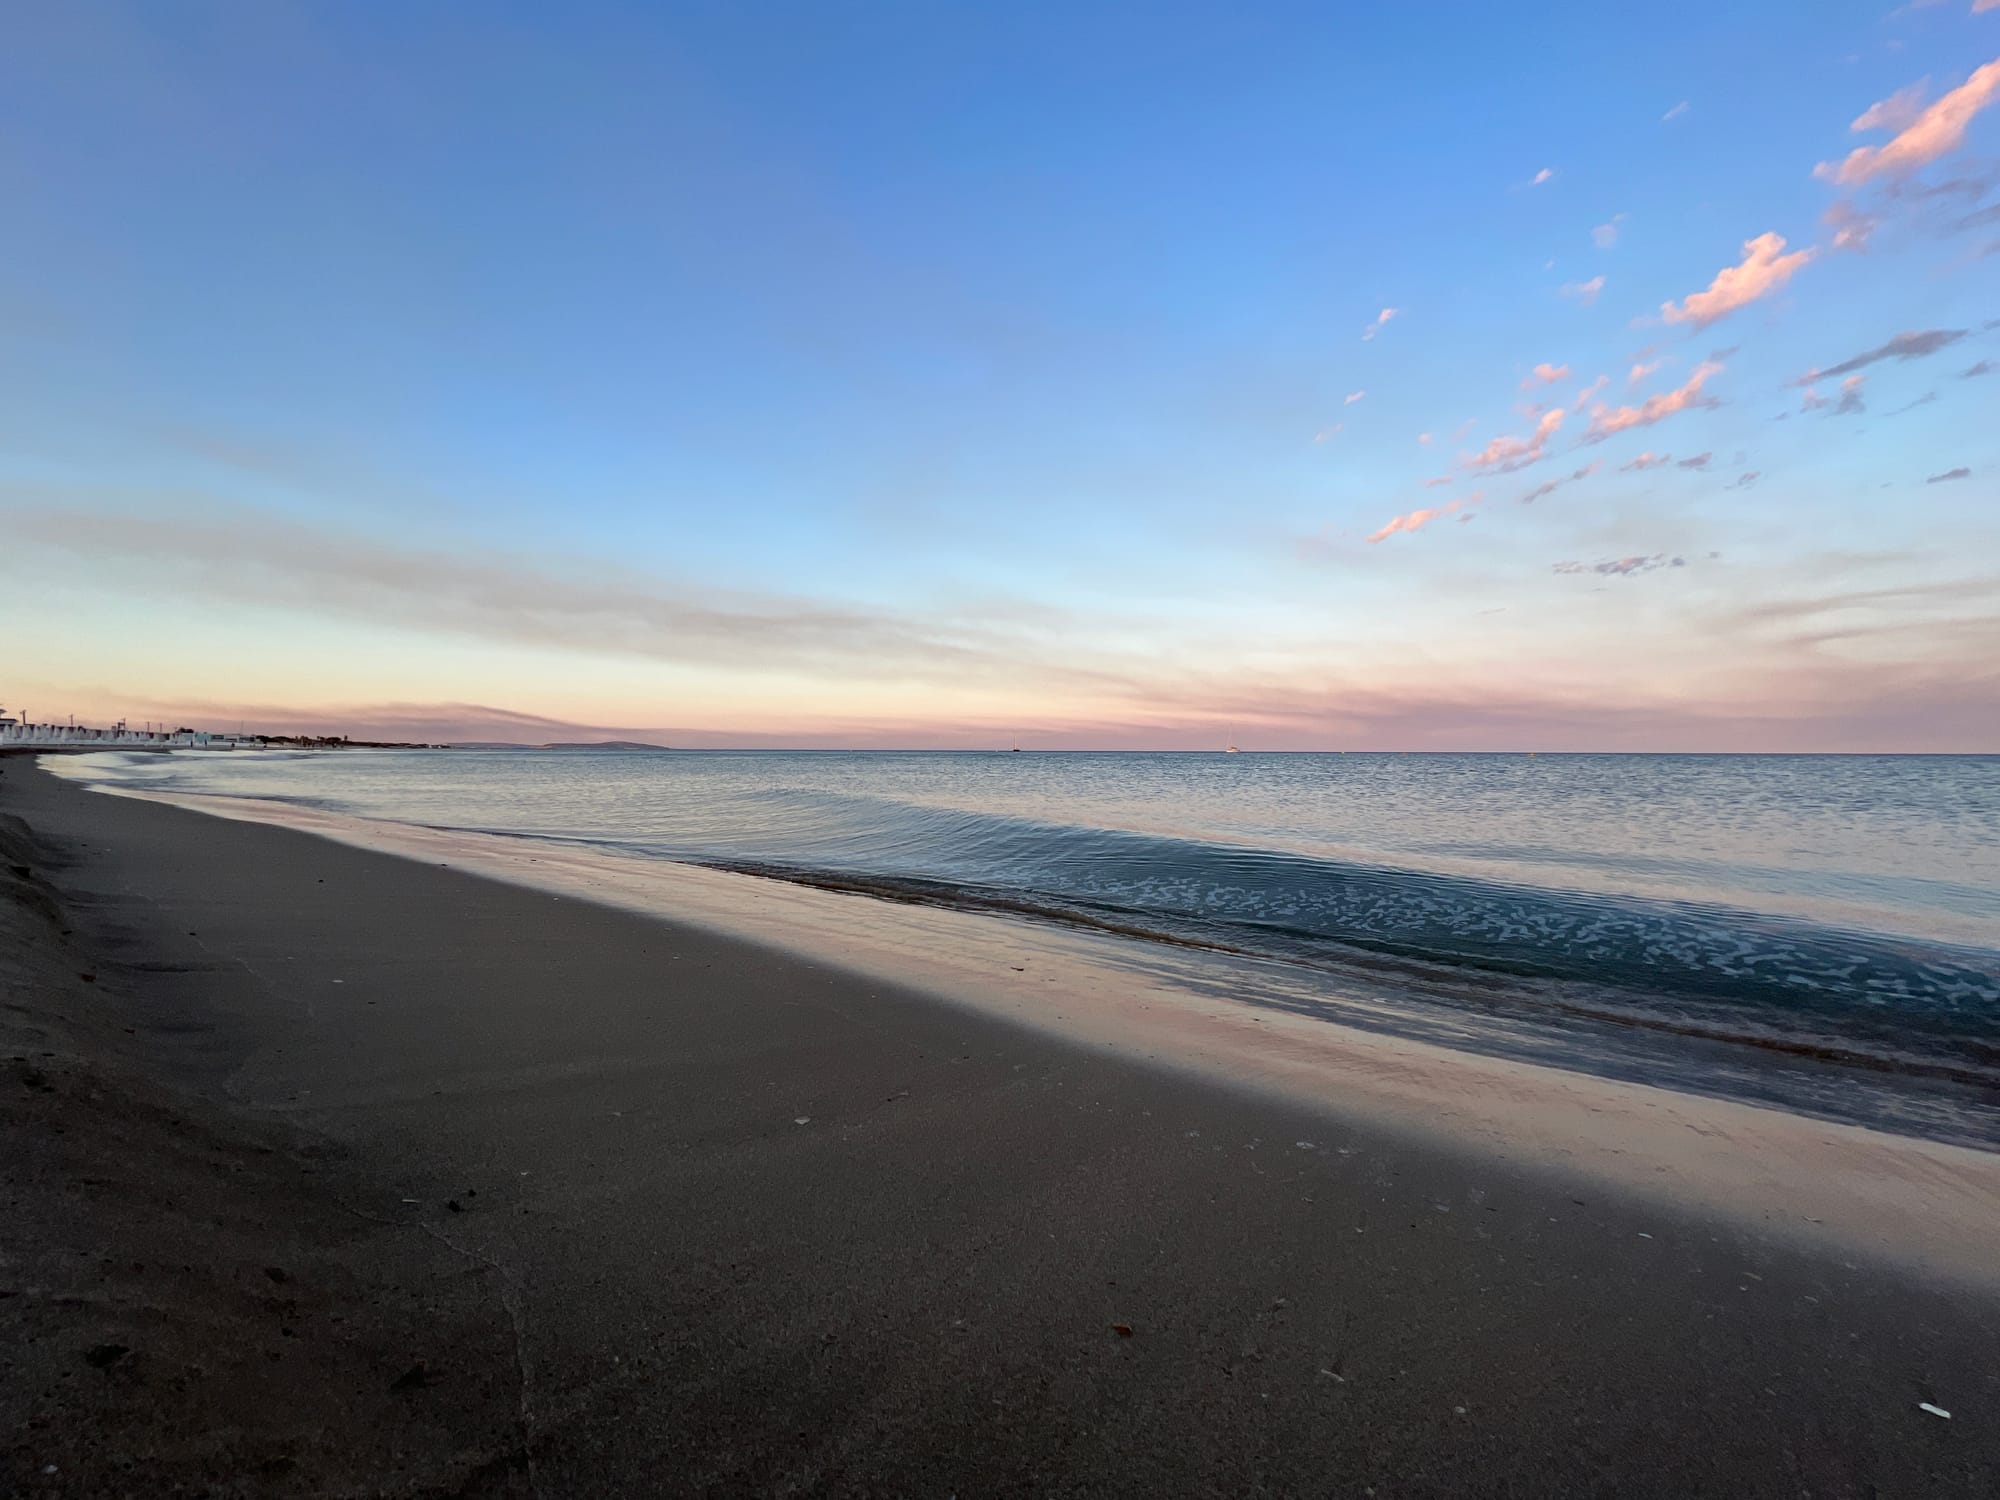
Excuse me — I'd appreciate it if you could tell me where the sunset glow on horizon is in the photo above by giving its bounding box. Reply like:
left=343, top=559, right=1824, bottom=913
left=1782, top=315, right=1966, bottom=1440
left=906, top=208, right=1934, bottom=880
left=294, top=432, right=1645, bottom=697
left=5, top=2, right=1998, bottom=750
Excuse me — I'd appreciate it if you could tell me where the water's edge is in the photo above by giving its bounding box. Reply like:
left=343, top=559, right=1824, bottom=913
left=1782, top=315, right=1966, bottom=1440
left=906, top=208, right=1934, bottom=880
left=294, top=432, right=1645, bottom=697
left=51, top=749, right=2000, bottom=1150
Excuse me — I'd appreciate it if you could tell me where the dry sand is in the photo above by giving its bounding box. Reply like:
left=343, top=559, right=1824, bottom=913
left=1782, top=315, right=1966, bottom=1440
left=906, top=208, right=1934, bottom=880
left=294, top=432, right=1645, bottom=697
left=5, top=757, right=1998, bottom=1496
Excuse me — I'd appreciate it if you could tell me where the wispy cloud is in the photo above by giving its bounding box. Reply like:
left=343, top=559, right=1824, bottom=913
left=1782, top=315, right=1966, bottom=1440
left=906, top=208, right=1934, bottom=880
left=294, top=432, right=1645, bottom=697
left=1464, top=408, right=1565, bottom=473
left=1345, top=389, right=1367, bottom=404
left=1360, top=307, right=1400, bottom=341
left=1619, top=452, right=1673, bottom=471
left=1823, top=200, right=1879, bottom=252
left=1629, top=358, right=1664, bottom=385
left=0, top=501, right=1134, bottom=695
left=1927, top=466, right=1973, bottom=482
left=1581, top=361, right=1724, bottom=442
left=1664, top=101, right=1690, bottom=122
left=1368, top=512, right=1448, bottom=548
left=1360, top=500, right=1488, bottom=552
left=1519, top=463, right=1598, bottom=503
left=1522, top=362, right=1571, bottom=388
left=1677, top=453, right=1713, bottom=470
left=1660, top=234, right=1814, bottom=326
left=1799, top=327, right=1967, bottom=381
left=1727, top=471, right=1763, bottom=490
left=1560, top=275, right=1605, bottom=306
left=1852, top=81, right=1930, bottom=135
left=1553, top=554, right=1687, bottom=577
left=1965, top=360, right=1995, bottom=377
left=1592, top=215, right=1626, bottom=249
left=1530, top=167, right=1555, bottom=186
left=1570, top=374, right=1608, bottom=410
left=1833, top=375, right=1867, bottom=415
left=1817, top=58, right=2000, bottom=185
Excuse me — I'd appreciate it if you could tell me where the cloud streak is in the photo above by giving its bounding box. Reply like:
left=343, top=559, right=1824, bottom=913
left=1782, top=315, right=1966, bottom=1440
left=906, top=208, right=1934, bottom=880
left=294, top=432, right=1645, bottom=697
left=1817, top=58, right=2000, bottom=184
left=1660, top=234, right=1814, bottom=327
left=1519, top=463, right=1597, bottom=503
left=1581, top=361, right=1723, bottom=442
left=1553, top=554, right=1688, bottom=577
left=1852, top=82, right=1929, bottom=136
left=1361, top=307, right=1400, bottom=341
left=1799, top=328, right=1967, bottom=381
left=1, top=501, right=1143, bottom=697
left=1464, top=408, right=1565, bottom=472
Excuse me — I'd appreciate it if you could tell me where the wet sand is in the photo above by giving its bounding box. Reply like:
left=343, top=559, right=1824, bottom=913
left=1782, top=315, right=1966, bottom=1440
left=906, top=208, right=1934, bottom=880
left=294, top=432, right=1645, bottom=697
left=4, top=757, right=1997, bottom=1496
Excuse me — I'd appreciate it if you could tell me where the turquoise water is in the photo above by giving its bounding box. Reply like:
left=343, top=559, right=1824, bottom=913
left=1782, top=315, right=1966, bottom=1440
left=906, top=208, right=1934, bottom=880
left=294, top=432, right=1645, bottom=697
left=65, top=748, right=2000, bottom=1144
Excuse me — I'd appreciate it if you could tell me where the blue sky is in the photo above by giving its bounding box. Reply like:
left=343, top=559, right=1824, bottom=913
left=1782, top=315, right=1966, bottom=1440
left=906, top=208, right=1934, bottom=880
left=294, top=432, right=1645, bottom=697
left=3, top=1, right=1997, bottom=748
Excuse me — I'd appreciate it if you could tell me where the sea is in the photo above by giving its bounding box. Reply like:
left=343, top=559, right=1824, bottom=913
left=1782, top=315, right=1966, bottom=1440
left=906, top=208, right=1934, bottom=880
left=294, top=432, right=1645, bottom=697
left=60, top=748, right=2000, bottom=1148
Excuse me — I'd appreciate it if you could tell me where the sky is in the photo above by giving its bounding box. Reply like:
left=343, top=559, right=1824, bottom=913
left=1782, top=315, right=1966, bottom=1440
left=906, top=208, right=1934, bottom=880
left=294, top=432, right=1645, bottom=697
left=3, top=0, right=1998, bottom=751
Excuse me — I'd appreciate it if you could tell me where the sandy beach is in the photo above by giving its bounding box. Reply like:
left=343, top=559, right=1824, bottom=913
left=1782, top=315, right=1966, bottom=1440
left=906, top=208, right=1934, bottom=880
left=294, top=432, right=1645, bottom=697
left=5, top=755, right=1998, bottom=1496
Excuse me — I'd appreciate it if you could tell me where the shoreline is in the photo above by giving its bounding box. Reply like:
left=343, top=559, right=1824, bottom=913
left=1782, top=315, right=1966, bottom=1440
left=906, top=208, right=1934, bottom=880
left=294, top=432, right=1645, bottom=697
left=63, top=768, right=2000, bottom=1291
left=7, top=758, right=1999, bottom=1494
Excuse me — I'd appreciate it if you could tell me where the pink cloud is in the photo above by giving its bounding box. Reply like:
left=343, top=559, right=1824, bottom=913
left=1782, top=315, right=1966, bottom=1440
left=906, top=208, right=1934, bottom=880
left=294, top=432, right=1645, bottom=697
left=1366, top=506, right=1446, bottom=544
left=1463, top=407, right=1565, bottom=472
left=1360, top=307, right=1400, bottom=341
left=1660, top=234, right=1814, bottom=326
left=1522, top=362, right=1571, bottom=387
left=1619, top=452, right=1672, bottom=471
left=1570, top=374, right=1609, bottom=409
left=1417, top=432, right=1433, bottom=445
left=1581, top=361, right=1723, bottom=442
left=1345, top=389, right=1366, bottom=404
left=1817, top=58, right=2000, bottom=185
left=1629, top=358, right=1664, bottom=385
left=1422, top=475, right=1456, bottom=488
left=1823, top=200, right=1879, bottom=252
left=1530, top=167, right=1555, bottom=186
left=1519, top=462, right=1597, bottom=503
left=1560, top=275, right=1605, bottom=306
left=1852, top=81, right=1929, bottom=135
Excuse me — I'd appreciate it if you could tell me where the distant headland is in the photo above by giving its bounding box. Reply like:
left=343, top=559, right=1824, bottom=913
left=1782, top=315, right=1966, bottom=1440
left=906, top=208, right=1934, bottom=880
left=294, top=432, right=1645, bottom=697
left=453, top=740, right=673, bottom=752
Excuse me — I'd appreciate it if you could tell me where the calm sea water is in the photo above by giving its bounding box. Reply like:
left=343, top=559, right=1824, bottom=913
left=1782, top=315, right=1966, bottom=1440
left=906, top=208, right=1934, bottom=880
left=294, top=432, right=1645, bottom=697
left=65, top=749, right=2000, bottom=1144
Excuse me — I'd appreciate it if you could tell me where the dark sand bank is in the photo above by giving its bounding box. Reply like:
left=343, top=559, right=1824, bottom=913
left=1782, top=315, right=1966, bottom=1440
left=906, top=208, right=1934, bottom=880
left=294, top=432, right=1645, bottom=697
left=4, top=758, right=1997, bottom=1497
